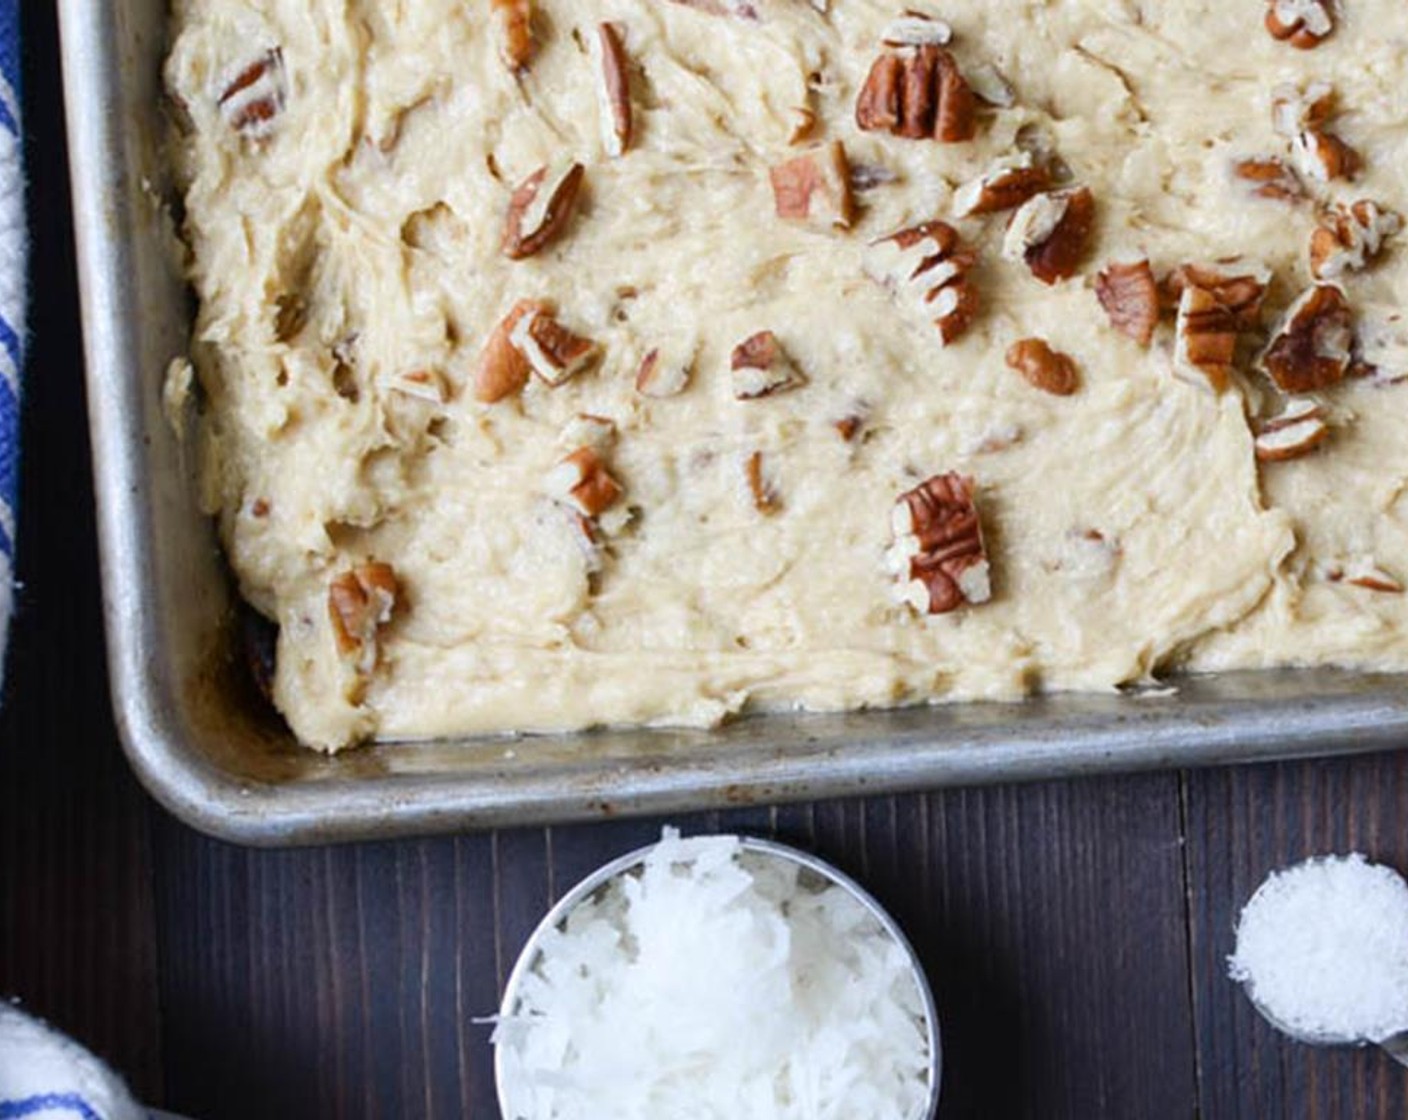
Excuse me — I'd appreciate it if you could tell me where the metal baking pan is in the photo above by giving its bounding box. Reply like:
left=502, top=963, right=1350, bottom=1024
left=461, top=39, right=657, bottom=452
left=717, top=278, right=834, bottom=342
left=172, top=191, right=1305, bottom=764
left=58, top=0, right=1408, bottom=847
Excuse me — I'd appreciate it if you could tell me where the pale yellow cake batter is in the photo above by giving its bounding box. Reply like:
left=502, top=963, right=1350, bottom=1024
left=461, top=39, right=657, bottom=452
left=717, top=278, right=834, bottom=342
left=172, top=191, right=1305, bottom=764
left=164, top=0, right=1408, bottom=750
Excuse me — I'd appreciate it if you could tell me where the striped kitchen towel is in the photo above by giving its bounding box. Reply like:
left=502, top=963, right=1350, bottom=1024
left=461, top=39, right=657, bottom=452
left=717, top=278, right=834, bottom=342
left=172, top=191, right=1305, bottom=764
left=0, top=1003, right=146, bottom=1120
left=0, top=0, right=22, bottom=687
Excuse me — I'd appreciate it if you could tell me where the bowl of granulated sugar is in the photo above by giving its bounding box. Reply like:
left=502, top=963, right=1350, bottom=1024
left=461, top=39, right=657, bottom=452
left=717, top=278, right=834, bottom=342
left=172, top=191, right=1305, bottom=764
left=1228, top=853, right=1408, bottom=1046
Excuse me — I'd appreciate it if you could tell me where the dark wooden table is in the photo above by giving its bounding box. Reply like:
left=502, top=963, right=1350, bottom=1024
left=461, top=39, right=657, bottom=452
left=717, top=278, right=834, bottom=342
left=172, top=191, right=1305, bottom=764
left=4, top=4, right=1407, bottom=1117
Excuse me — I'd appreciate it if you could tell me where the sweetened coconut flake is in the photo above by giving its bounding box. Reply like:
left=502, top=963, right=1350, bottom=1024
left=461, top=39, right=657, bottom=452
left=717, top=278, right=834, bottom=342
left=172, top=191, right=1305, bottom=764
left=494, top=830, right=931, bottom=1120
left=1228, top=853, right=1408, bottom=1044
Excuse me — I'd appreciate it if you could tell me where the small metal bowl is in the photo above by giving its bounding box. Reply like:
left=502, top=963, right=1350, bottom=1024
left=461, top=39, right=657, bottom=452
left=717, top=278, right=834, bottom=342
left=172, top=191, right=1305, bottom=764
left=495, top=834, right=942, bottom=1119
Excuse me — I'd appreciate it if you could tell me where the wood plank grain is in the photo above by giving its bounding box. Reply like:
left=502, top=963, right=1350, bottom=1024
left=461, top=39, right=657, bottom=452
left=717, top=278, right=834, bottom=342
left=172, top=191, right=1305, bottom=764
left=0, top=0, right=163, bottom=1100
left=152, top=830, right=514, bottom=1119
left=1185, top=752, right=1408, bottom=1119
left=802, top=779, right=1197, bottom=1119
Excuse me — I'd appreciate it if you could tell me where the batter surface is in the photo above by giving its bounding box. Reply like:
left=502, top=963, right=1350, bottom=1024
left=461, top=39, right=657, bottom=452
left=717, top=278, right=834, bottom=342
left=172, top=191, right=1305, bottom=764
left=165, top=0, right=1408, bottom=750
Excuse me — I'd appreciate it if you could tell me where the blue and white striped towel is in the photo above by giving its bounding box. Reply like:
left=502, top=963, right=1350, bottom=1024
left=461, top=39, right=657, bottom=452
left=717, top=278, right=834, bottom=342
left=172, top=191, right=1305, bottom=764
left=0, top=0, right=23, bottom=685
left=0, top=1003, right=145, bottom=1120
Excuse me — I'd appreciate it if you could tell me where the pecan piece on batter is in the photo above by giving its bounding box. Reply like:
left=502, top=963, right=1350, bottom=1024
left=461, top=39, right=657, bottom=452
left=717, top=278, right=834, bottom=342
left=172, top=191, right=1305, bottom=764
left=732, top=331, right=807, bottom=400
left=1260, top=285, right=1354, bottom=394
left=1095, top=259, right=1159, bottom=347
left=329, top=562, right=400, bottom=676
left=1265, top=0, right=1334, bottom=49
left=1272, top=83, right=1361, bottom=184
left=856, top=42, right=975, bottom=143
left=510, top=306, right=601, bottom=387
left=770, top=141, right=855, bottom=231
left=1006, top=338, right=1081, bottom=396
left=474, top=299, right=546, bottom=403
left=888, top=474, right=992, bottom=615
left=475, top=301, right=599, bottom=400
left=594, top=23, right=633, bottom=157
left=1253, top=397, right=1330, bottom=462
left=745, top=451, right=782, bottom=515
left=1233, top=157, right=1306, bottom=203
left=503, top=162, right=586, bottom=260
left=1170, top=262, right=1270, bottom=392
left=868, top=220, right=980, bottom=345
left=219, top=48, right=286, bottom=138
left=545, top=417, right=624, bottom=520
left=1003, top=188, right=1096, bottom=285
left=953, top=156, right=1052, bottom=218
left=1309, top=200, right=1403, bottom=281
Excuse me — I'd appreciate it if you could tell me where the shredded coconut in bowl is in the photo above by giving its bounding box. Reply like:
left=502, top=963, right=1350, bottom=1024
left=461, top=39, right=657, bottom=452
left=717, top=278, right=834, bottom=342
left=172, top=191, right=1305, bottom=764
left=1228, top=853, right=1408, bottom=1044
left=493, top=831, right=934, bottom=1120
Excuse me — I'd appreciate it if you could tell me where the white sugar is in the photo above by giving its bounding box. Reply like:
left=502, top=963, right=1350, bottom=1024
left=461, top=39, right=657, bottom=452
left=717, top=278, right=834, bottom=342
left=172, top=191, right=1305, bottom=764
left=1228, top=854, right=1408, bottom=1044
left=494, top=831, right=931, bottom=1120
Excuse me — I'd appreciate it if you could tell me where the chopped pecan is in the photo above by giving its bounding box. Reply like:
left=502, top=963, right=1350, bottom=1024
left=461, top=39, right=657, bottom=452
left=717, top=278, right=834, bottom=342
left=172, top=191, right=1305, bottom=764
left=900, top=47, right=941, bottom=141
left=329, top=562, right=399, bottom=675
left=953, top=157, right=1052, bottom=218
left=931, top=49, right=978, bottom=143
left=1265, top=0, right=1334, bottom=48
left=474, top=299, right=546, bottom=403
left=510, top=306, right=601, bottom=386
left=856, top=53, right=903, bottom=133
left=868, top=220, right=980, bottom=345
left=544, top=447, right=623, bottom=518
left=1095, top=259, right=1159, bottom=347
left=1272, top=80, right=1336, bottom=134
left=1310, top=200, right=1403, bottom=280
left=834, top=403, right=870, bottom=443
left=502, top=162, right=586, bottom=260
left=1175, top=288, right=1239, bottom=393
left=547, top=417, right=622, bottom=531
left=491, top=0, right=536, bottom=72
left=789, top=106, right=818, bottom=145
left=594, top=23, right=633, bottom=157
left=636, top=346, right=694, bottom=398
left=1261, top=285, right=1354, bottom=393
left=835, top=416, right=864, bottom=441
left=1298, top=129, right=1362, bottom=183
left=219, top=48, right=286, bottom=138
left=1169, top=262, right=1271, bottom=392
left=1165, top=263, right=1269, bottom=331
left=888, top=474, right=992, bottom=615
left=770, top=141, right=855, bottom=231
left=1003, top=188, right=1095, bottom=285
left=731, top=331, right=807, bottom=399
left=1234, top=157, right=1306, bottom=202
left=1342, top=561, right=1405, bottom=594
left=856, top=44, right=975, bottom=143
left=1254, top=397, right=1330, bottom=461
left=1273, top=83, right=1360, bottom=183
left=1006, top=338, right=1080, bottom=396
left=745, top=452, right=781, bottom=514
